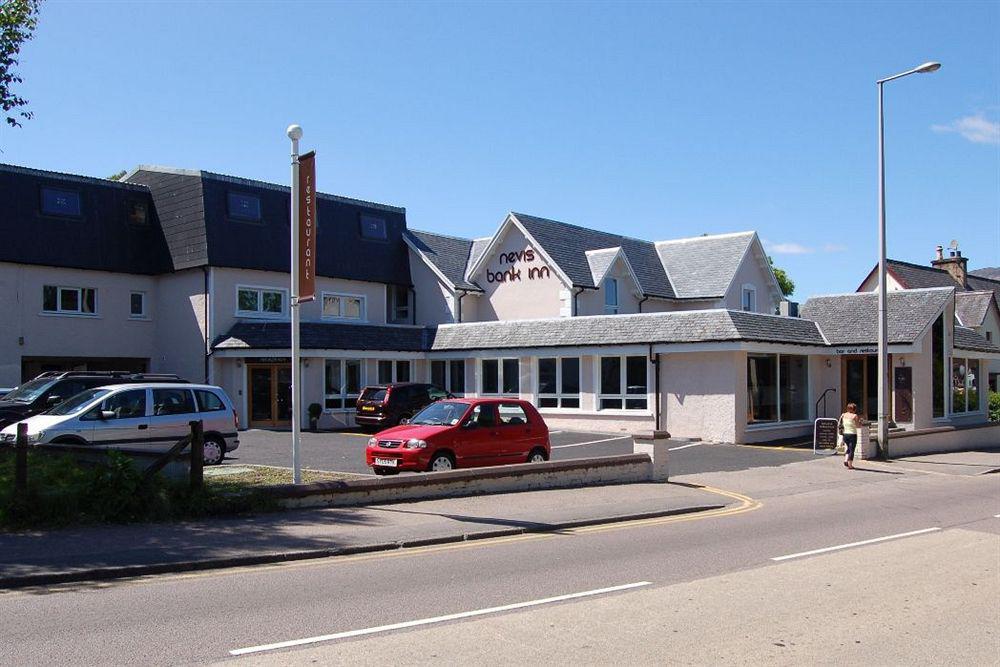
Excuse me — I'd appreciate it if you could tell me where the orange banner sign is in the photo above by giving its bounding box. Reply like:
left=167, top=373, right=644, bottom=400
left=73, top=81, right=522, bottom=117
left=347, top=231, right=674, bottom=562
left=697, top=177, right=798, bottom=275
left=298, top=151, right=317, bottom=302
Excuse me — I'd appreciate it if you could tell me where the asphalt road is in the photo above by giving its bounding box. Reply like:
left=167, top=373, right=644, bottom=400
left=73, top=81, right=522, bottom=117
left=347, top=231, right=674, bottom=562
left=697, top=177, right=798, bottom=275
left=2, top=455, right=996, bottom=665
left=223, top=428, right=817, bottom=476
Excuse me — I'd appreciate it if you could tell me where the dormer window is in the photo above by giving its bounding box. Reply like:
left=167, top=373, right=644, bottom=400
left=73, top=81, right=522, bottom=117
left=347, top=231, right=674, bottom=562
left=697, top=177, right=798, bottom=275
left=742, top=285, right=757, bottom=312
left=127, top=200, right=148, bottom=226
left=40, top=187, right=81, bottom=217
left=227, top=192, right=262, bottom=222
left=360, top=215, right=387, bottom=240
left=604, top=278, right=619, bottom=315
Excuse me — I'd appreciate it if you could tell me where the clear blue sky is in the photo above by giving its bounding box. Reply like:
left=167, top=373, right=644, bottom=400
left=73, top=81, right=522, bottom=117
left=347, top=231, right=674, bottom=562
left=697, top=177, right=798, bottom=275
left=5, top=1, right=999, bottom=300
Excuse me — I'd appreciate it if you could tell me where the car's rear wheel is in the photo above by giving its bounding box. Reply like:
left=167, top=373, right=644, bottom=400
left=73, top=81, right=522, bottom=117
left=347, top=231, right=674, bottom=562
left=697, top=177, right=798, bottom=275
left=427, top=452, right=455, bottom=472
left=203, top=437, right=226, bottom=466
left=527, top=448, right=547, bottom=463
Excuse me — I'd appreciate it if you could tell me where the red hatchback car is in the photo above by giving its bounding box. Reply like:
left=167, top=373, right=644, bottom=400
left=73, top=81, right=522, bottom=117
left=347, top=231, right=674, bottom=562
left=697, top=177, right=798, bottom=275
left=365, top=398, right=550, bottom=475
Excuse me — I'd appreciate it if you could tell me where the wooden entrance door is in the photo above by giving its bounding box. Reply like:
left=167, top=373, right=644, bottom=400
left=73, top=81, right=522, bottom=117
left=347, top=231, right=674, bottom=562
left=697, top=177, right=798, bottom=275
left=247, top=364, right=292, bottom=427
left=841, top=354, right=883, bottom=421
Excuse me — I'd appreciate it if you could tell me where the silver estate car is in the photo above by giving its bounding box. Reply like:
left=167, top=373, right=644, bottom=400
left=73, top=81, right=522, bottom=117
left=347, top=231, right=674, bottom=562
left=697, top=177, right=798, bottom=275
left=0, top=383, right=239, bottom=465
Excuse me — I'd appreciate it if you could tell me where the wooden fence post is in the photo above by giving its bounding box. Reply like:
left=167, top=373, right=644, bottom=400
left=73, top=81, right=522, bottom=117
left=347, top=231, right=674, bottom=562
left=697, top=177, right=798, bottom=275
left=14, top=422, right=28, bottom=497
left=189, top=420, right=204, bottom=492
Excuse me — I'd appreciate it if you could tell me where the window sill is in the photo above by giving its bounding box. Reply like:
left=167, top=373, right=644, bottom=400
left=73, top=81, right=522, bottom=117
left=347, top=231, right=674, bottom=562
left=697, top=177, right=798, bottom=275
left=236, top=313, right=288, bottom=320
left=38, top=311, right=100, bottom=319
left=321, top=316, right=368, bottom=323
left=128, top=316, right=151, bottom=321
left=745, top=420, right=812, bottom=431
left=593, top=410, right=653, bottom=417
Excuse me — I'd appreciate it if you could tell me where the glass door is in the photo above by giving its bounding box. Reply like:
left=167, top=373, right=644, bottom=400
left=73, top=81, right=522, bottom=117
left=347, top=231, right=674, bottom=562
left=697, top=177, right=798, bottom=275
left=247, top=364, right=292, bottom=427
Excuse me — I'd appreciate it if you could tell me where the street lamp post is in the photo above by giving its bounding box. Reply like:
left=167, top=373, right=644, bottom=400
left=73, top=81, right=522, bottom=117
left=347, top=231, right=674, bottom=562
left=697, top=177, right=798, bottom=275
left=876, top=61, right=940, bottom=460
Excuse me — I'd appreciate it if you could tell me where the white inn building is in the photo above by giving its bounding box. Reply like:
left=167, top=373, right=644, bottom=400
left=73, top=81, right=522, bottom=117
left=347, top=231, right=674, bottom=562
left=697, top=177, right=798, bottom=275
left=1, top=163, right=996, bottom=445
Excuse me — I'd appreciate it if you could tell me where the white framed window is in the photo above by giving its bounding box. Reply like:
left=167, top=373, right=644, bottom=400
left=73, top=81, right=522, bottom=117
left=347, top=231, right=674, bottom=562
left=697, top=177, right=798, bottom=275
left=598, top=355, right=648, bottom=410
left=377, top=359, right=411, bottom=384
left=746, top=353, right=810, bottom=424
left=431, top=359, right=466, bottom=395
left=325, top=359, right=364, bottom=410
left=604, top=278, right=619, bottom=315
left=236, top=285, right=287, bottom=318
left=388, top=284, right=411, bottom=323
left=481, top=358, right=519, bottom=396
left=741, top=284, right=757, bottom=312
left=42, top=285, right=97, bottom=316
left=322, top=292, right=366, bottom=321
left=129, top=291, right=147, bottom=319
left=951, top=358, right=981, bottom=414
left=537, top=357, right=581, bottom=408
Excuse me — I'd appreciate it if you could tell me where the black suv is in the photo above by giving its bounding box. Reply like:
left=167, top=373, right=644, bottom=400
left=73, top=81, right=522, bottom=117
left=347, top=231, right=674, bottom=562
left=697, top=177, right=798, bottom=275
left=355, top=383, right=451, bottom=429
left=0, top=371, right=186, bottom=430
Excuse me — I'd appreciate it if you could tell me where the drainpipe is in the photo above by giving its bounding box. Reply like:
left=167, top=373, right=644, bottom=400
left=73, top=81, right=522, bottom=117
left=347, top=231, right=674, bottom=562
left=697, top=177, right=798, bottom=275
left=638, top=295, right=649, bottom=313
left=203, top=266, right=211, bottom=383
left=455, top=289, right=468, bottom=323
left=408, top=286, right=417, bottom=325
left=572, top=287, right=586, bottom=316
left=649, top=343, right=661, bottom=431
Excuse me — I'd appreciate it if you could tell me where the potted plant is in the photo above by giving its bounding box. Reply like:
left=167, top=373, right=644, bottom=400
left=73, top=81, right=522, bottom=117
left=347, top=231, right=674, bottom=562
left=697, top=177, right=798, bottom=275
left=308, top=403, right=323, bottom=432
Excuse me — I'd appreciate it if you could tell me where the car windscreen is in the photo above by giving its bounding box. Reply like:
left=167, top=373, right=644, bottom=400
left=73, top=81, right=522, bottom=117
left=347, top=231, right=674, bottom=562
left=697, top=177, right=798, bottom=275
left=361, top=388, right=388, bottom=402
left=2, top=378, right=55, bottom=403
left=47, top=388, right=112, bottom=416
left=410, top=401, right=468, bottom=426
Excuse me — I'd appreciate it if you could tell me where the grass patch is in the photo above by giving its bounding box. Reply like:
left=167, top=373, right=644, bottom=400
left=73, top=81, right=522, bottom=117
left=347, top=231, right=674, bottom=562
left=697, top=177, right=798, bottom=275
left=205, top=465, right=363, bottom=491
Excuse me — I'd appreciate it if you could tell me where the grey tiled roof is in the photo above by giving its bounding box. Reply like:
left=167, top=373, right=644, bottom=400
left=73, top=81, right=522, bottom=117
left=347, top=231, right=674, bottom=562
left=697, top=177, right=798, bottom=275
left=967, top=275, right=1000, bottom=303
left=405, top=229, right=483, bottom=292
left=656, top=232, right=757, bottom=299
left=885, top=259, right=1000, bottom=304
left=955, top=291, right=995, bottom=327
left=467, top=238, right=491, bottom=279
left=800, top=288, right=953, bottom=346
left=213, top=321, right=429, bottom=352
left=585, top=248, right=621, bottom=285
left=511, top=213, right=677, bottom=298
left=426, top=310, right=825, bottom=351
left=954, top=326, right=1000, bottom=354
left=971, top=267, right=1000, bottom=280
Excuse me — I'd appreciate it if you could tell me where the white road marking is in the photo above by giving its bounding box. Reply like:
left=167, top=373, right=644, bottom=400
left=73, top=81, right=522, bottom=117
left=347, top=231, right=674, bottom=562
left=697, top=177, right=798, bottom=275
left=552, top=435, right=632, bottom=449
left=668, top=442, right=704, bottom=451
left=229, top=581, right=652, bottom=656
left=771, top=527, right=941, bottom=562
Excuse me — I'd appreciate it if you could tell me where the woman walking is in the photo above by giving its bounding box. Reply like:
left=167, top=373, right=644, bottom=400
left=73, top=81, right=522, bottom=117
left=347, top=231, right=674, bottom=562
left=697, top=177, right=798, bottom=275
left=839, top=403, right=863, bottom=469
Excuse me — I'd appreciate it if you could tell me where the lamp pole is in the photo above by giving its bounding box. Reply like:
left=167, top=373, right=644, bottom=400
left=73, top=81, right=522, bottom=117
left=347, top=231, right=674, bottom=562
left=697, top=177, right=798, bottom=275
left=287, top=123, right=303, bottom=484
left=876, top=62, right=940, bottom=460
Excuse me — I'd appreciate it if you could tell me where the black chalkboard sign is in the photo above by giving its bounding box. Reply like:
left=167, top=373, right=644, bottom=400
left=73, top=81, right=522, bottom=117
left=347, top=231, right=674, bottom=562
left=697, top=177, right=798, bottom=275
left=814, top=418, right=839, bottom=453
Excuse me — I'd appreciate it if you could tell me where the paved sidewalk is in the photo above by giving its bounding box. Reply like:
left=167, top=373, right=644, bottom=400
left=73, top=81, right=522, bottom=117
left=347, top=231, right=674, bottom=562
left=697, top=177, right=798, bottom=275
left=0, top=482, right=726, bottom=587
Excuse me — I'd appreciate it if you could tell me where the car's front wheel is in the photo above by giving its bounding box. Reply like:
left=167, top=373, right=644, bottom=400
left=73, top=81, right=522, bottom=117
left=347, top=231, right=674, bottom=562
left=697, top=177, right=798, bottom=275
left=202, top=437, right=226, bottom=466
left=427, top=452, right=455, bottom=472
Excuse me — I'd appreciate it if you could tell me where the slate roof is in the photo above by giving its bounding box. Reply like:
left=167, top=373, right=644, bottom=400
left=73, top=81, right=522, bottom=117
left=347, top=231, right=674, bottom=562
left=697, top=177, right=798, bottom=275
left=655, top=232, right=757, bottom=299
left=955, top=291, right=995, bottom=327
left=404, top=229, right=483, bottom=291
left=585, top=248, right=622, bottom=286
left=510, top=212, right=677, bottom=299
left=426, top=310, right=825, bottom=351
left=213, top=321, right=429, bottom=352
left=882, top=259, right=1000, bottom=304
left=971, top=267, right=1000, bottom=280
left=800, top=287, right=954, bottom=346
left=953, top=326, right=1000, bottom=354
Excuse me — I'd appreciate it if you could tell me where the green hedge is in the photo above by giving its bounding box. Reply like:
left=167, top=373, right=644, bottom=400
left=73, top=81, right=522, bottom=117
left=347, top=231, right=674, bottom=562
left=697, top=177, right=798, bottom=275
left=0, top=449, right=276, bottom=530
left=989, top=391, right=1000, bottom=423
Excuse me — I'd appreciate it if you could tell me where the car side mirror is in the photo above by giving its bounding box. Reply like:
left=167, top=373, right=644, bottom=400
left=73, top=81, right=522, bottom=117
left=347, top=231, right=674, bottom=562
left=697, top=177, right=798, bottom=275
left=462, top=420, right=477, bottom=429
left=400, top=418, right=410, bottom=425
left=100, top=410, right=116, bottom=420
left=46, top=395, right=62, bottom=406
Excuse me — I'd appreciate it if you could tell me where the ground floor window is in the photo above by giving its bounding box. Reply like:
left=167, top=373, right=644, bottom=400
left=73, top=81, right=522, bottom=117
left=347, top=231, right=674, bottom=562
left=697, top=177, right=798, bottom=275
left=325, top=359, right=363, bottom=409
left=431, top=359, right=466, bottom=395
left=482, top=358, right=519, bottom=396
left=951, top=358, right=980, bottom=414
left=537, top=357, right=581, bottom=408
left=377, top=359, right=411, bottom=384
left=747, top=353, right=810, bottom=424
left=599, top=355, right=647, bottom=410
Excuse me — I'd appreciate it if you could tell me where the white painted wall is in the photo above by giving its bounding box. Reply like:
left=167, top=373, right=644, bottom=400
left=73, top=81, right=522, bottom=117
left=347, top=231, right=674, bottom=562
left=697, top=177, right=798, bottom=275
left=408, top=248, right=456, bottom=326
left=723, top=247, right=780, bottom=313
left=662, top=351, right=739, bottom=443
left=576, top=257, right=642, bottom=316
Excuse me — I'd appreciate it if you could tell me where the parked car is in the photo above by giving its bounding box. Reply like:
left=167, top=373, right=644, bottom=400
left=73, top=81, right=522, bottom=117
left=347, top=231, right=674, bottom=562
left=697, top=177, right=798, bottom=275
left=365, top=398, right=550, bottom=475
left=0, top=383, right=238, bottom=466
left=355, top=382, right=451, bottom=429
left=0, top=371, right=186, bottom=431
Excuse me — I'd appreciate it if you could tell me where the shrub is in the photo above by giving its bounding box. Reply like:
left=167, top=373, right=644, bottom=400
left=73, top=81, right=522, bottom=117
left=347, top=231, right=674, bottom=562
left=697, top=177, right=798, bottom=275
left=989, top=391, right=1000, bottom=422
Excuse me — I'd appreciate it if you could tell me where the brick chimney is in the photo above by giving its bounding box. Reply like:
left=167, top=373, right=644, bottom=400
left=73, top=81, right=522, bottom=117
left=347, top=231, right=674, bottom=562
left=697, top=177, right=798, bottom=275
left=931, top=243, right=968, bottom=288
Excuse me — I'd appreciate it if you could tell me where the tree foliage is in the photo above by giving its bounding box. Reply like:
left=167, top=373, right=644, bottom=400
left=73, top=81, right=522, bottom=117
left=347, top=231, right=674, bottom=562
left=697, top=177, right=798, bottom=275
left=107, top=169, right=127, bottom=181
left=0, top=0, right=40, bottom=129
left=768, top=255, right=795, bottom=297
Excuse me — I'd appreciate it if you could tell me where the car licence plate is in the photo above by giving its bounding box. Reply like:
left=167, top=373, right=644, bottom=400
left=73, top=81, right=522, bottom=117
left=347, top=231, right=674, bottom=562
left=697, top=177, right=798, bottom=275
left=362, top=406, right=375, bottom=412
left=374, top=458, right=397, bottom=467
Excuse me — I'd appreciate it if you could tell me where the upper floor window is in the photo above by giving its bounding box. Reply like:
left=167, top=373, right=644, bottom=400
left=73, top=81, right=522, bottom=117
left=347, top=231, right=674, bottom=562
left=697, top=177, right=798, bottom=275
left=127, top=200, right=148, bottom=226
left=360, top=215, right=387, bottom=240
left=604, top=278, right=619, bottom=315
left=40, top=187, right=81, bottom=218
left=987, top=331, right=993, bottom=343
left=388, top=284, right=411, bottom=323
left=237, top=286, right=286, bottom=318
left=741, top=285, right=757, bottom=312
left=227, top=192, right=262, bottom=222
left=322, top=293, right=365, bottom=321
left=43, top=285, right=97, bottom=316
left=129, top=292, right=147, bottom=319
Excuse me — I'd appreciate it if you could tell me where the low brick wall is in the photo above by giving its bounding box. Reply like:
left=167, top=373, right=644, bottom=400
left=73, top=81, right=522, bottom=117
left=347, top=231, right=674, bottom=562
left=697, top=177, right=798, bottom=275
left=267, top=454, right=654, bottom=509
left=887, top=422, right=1000, bottom=457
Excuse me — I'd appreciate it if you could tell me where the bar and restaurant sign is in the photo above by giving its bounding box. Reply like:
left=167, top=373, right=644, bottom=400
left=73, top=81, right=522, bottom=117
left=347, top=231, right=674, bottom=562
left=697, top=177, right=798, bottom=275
left=298, top=151, right=317, bottom=302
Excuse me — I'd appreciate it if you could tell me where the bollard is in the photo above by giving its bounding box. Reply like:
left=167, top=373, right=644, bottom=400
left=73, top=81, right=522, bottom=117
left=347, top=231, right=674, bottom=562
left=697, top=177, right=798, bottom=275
left=14, top=422, right=28, bottom=496
left=633, top=430, right=671, bottom=482
left=189, top=420, right=204, bottom=492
